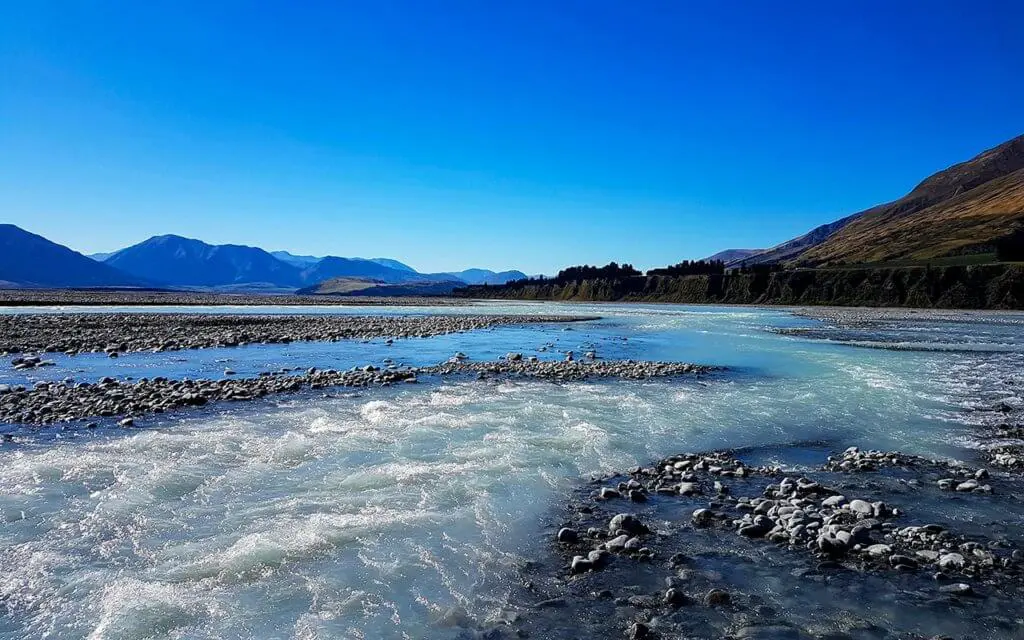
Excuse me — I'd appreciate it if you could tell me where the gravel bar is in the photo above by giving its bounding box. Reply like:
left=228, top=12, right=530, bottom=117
left=434, top=357, right=714, bottom=381
left=0, top=313, right=597, bottom=356
left=0, top=358, right=713, bottom=426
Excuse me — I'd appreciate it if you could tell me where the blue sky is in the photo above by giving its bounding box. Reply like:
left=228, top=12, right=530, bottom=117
left=2, top=1, right=1021, bottom=274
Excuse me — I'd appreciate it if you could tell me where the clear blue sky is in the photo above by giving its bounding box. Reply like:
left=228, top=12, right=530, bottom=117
left=2, top=1, right=1021, bottom=274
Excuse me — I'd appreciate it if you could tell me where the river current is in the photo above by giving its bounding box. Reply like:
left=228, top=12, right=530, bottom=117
left=1, top=303, right=1022, bottom=639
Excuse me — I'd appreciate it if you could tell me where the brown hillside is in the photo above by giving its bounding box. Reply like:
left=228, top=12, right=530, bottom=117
left=797, top=135, right=1024, bottom=265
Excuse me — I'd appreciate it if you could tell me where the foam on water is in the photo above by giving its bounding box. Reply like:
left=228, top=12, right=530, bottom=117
left=1, top=303, right=1023, bottom=637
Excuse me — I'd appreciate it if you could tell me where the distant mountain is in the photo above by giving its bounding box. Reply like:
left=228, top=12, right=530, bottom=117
left=272, top=251, right=417, bottom=274
left=703, top=249, right=764, bottom=265
left=105, top=235, right=303, bottom=287
left=368, top=258, right=416, bottom=272
left=0, top=225, right=146, bottom=288
left=62, top=234, right=530, bottom=292
left=299, top=256, right=430, bottom=285
left=270, top=251, right=321, bottom=268
left=298, top=276, right=465, bottom=296
left=89, top=252, right=115, bottom=262
left=444, top=268, right=528, bottom=285
left=744, top=134, right=1024, bottom=267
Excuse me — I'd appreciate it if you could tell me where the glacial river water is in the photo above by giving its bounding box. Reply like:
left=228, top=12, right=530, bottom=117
left=1, top=303, right=1023, bottom=639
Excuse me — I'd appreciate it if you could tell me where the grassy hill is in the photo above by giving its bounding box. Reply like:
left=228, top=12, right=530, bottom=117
left=796, top=135, right=1024, bottom=266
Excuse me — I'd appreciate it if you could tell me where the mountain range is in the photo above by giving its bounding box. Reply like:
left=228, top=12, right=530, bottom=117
left=0, top=224, right=145, bottom=288
left=96, top=235, right=529, bottom=289
left=0, top=227, right=528, bottom=291
left=711, top=134, right=1024, bottom=268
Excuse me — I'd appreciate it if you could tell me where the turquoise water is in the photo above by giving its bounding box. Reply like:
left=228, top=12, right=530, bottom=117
left=1, top=303, right=1022, bottom=638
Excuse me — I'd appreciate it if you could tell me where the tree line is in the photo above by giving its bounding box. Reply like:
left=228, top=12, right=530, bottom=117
left=493, top=260, right=784, bottom=288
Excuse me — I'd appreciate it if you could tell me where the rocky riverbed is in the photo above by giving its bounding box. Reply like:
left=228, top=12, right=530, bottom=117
left=0, top=288, right=467, bottom=306
left=0, top=358, right=713, bottom=426
left=504, top=446, right=1024, bottom=640
left=0, top=313, right=596, bottom=356
left=434, top=356, right=714, bottom=381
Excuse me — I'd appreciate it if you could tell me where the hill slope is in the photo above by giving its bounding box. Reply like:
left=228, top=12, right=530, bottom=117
left=0, top=225, right=146, bottom=288
left=105, top=235, right=303, bottom=287
left=741, top=213, right=861, bottom=266
left=799, top=136, right=1024, bottom=265
left=703, top=249, right=764, bottom=265
left=736, top=134, right=1024, bottom=267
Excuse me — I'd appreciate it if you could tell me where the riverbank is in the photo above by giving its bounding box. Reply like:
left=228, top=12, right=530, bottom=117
left=456, top=264, right=1024, bottom=309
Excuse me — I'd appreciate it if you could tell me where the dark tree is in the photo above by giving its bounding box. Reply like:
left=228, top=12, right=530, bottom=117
left=646, top=260, right=725, bottom=277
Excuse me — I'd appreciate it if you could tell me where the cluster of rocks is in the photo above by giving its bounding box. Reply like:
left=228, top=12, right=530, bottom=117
left=981, top=420, right=1024, bottom=472
left=0, top=356, right=712, bottom=426
left=505, top=447, right=1024, bottom=640
left=990, top=445, right=1024, bottom=471
left=433, top=358, right=714, bottom=382
left=10, top=354, right=55, bottom=370
left=826, top=446, right=995, bottom=493
left=0, top=366, right=422, bottom=425
left=0, top=313, right=596, bottom=356
left=0, top=289, right=466, bottom=307
left=556, top=448, right=1021, bottom=589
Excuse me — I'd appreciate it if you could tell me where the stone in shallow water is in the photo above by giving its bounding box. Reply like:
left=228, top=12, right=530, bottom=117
left=821, top=495, right=847, bottom=508
left=626, top=622, right=650, bottom=639
left=956, top=479, right=980, bottom=492
left=663, top=587, right=690, bottom=607
left=866, top=544, right=892, bottom=557
left=735, top=624, right=812, bottom=640
left=939, top=582, right=974, bottom=596
left=608, top=513, right=645, bottom=535
left=556, top=527, right=578, bottom=543
left=692, top=508, right=713, bottom=527
left=570, top=556, right=593, bottom=574
left=939, top=553, right=966, bottom=570
left=587, top=549, right=609, bottom=567
left=848, top=499, right=873, bottom=516
left=605, top=534, right=630, bottom=552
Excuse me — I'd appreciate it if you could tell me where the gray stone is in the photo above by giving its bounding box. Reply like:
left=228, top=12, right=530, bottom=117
left=939, top=553, right=966, bottom=570
left=848, top=499, right=873, bottom=516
